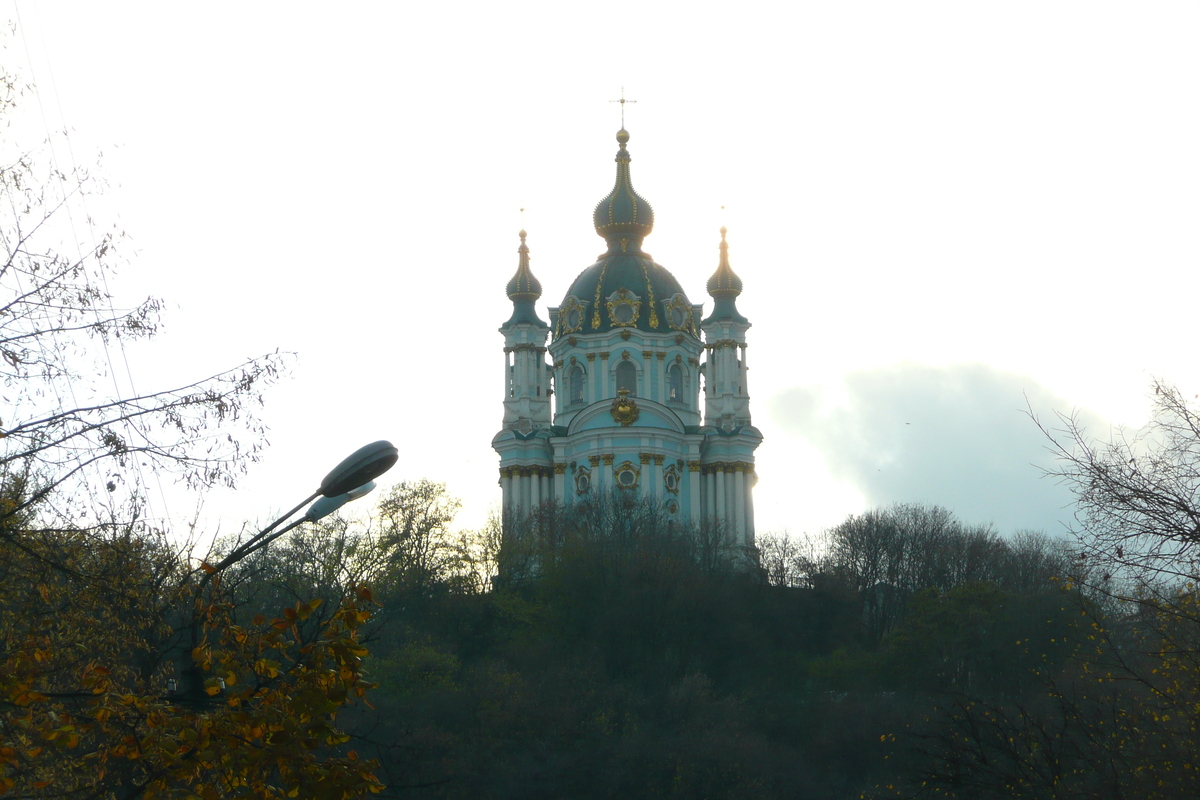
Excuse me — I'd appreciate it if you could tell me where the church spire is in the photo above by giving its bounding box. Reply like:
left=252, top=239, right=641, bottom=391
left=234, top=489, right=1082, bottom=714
left=704, top=227, right=748, bottom=323
left=504, top=229, right=546, bottom=326
left=593, top=128, right=655, bottom=253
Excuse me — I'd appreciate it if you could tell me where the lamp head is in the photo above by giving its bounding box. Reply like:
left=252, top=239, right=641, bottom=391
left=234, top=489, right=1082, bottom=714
left=304, top=481, right=377, bottom=523
left=320, top=441, right=398, bottom=497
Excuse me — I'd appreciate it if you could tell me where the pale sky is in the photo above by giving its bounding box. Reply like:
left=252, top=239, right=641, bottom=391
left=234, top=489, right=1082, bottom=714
left=7, top=1, right=1200, bottom=540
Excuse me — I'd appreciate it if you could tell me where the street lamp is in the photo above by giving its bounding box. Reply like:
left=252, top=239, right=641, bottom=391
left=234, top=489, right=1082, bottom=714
left=173, top=440, right=399, bottom=702
left=200, top=440, right=399, bottom=585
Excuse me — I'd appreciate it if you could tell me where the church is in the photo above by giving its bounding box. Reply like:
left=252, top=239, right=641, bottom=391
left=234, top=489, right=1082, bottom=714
left=492, top=127, right=762, bottom=550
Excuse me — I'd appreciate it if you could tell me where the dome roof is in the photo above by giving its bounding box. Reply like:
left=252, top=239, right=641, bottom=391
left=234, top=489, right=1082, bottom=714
left=559, top=251, right=693, bottom=336
left=593, top=128, right=654, bottom=250
left=703, top=227, right=748, bottom=325
left=506, top=229, right=541, bottom=300
left=503, top=229, right=547, bottom=327
left=706, top=227, right=742, bottom=297
left=556, top=128, right=696, bottom=337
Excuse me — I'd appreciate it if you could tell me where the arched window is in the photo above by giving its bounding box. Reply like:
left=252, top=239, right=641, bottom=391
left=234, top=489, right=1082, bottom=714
left=667, top=363, right=683, bottom=403
left=569, top=365, right=585, bottom=405
left=615, top=360, right=637, bottom=396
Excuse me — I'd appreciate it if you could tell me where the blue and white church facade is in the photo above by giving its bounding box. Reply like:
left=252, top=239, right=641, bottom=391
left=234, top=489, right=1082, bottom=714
left=492, top=128, right=763, bottom=549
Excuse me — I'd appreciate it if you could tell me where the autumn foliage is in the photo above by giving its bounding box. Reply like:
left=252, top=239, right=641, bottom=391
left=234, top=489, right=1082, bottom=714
left=0, top=518, right=382, bottom=798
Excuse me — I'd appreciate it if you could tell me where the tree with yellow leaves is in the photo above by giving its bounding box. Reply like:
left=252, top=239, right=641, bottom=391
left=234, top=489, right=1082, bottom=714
left=0, top=47, right=382, bottom=799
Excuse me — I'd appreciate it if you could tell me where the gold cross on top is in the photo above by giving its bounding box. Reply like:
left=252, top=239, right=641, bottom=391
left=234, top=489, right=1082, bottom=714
left=609, top=87, right=637, bottom=127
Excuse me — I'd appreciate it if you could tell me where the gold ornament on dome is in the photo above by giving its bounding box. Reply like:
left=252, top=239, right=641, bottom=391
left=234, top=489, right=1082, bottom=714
left=559, top=296, right=586, bottom=336
left=610, top=389, right=640, bottom=426
left=606, top=287, right=640, bottom=327
left=664, top=294, right=694, bottom=334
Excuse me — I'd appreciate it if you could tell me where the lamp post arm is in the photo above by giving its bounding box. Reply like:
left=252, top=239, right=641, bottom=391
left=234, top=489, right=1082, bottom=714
left=198, top=488, right=321, bottom=589
left=221, top=515, right=308, bottom=567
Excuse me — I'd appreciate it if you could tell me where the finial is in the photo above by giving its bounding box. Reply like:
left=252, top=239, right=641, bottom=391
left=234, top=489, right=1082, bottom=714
left=617, top=128, right=630, bottom=146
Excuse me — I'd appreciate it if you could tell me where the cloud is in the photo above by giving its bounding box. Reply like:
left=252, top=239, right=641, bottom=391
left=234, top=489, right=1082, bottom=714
left=768, top=364, right=1111, bottom=534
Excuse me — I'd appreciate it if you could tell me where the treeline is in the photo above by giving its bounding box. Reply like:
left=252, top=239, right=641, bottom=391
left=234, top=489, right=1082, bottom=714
left=9, top=471, right=1199, bottom=798
left=215, top=486, right=1103, bottom=799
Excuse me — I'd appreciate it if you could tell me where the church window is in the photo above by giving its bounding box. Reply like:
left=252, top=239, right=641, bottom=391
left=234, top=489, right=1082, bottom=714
left=614, top=461, right=640, bottom=490
left=569, top=366, right=585, bottom=405
left=615, top=360, right=636, bottom=396
left=667, top=363, right=683, bottom=403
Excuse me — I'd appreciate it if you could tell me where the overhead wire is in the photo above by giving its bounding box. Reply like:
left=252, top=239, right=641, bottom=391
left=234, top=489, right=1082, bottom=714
left=11, top=1, right=170, bottom=528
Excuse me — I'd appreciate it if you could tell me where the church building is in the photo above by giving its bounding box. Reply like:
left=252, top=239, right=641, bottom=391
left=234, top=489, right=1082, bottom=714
left=492, top=127, right=762, bottom=550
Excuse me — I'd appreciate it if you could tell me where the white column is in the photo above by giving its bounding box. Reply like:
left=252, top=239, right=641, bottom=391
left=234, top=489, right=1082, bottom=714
left=745, top=468, right=756, bottom=547
left=688, top=464, right=702, bottom=522
left=715, top=468, right=727, bottom=527
left=725, top=467, right=736, bottom=529
left=729, top=470, right=739, bottom=544
left=705, top=470, right=715, bottom=520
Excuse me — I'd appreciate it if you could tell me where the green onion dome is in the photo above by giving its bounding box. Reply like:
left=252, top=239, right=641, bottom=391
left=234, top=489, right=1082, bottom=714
left=504, top=229, right=547, bottom=327
left=706, top=227, right=742, bottom=297
left=704, top=227, right=748, bottom=324
left=593, top=128, right=655, bottom=251
left=506, top=229, right=541, bottom=300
